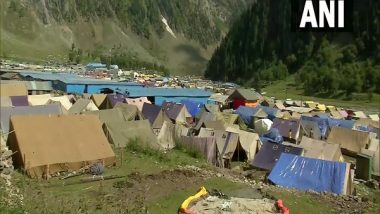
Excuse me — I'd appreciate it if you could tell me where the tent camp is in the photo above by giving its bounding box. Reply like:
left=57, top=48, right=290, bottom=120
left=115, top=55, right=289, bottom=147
left=142, top=103, right=171, bottom=131
left=9, top=96, right=29, bottom=106
left=300, top=120, right=322, bottom=140
left=157, top=121, right=176, bottom=149
left=91, top=94, right=108, bottom=109
left=106, top=94, right=127, bottom=108
left=162, top=102, right=192, bottom=124
left=250, top=142, right=303, bottom=171
left=271, top=118, right=301, bottom=141
left=299, top=137, right=344, bottom=161
left=104, top=119, right=159, bottom=149
left=28, top=94, right=52, bottom=106
left=213, top=130, right=240, bottom=167
left=47, top=96, right=73, bottom=110
left=236, top=106, right=268, bottom=127
left=69, top=99, right=99, bottom=114
left=180, top=99, right=204, bottom=117
left=0, top=104, right=64, bottom=136
left=180, top=136, right=218, bottom=164
left=327, top=126, right=371, bottom=154
left=126, top=97, right=151, bottom=111
left=0, top=83, right=28, bottom=97
left=226, top=128, right=261, bottom=161
left=7, top=114, right=116, bottom=178
left=269, top=153, right=351, bottom=195
left=114, top=103, right=143, bottom=121
left=83, top=108, right=132, bottom=124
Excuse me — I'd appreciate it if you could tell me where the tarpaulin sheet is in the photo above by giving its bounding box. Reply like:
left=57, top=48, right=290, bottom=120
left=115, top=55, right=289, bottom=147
left=107, top=94, right=127, bottom=108
left=236, top=106, right=266, bottom=125
left=259, top=105, right=281, bottom=120
left=180, top=99, right=204, bottom=117
left=328, top=118, right=355, bottom=129
left=260, top=128, right=283, bottom=144
left=268, top=153, right=349, bottom=195
left=301, top=116, right=328, bottom=138
left=251, top=142, right=303, bottom=171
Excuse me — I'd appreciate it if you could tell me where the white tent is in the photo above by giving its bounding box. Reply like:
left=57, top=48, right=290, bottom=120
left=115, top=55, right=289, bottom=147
left=254, top=119, right=273, bottom=135
left=28, top=94, right=52, bottom=106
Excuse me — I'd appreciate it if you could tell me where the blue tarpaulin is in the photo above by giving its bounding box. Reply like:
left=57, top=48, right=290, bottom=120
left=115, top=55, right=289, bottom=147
left=260, top=128, right=283, bottom=144
left=269, top=153, right=348, bottom=195
left=180, top=99, right=204, bottom=117
left=259, top=105, right=280, bottom=121
left=301, top=116, right=329, bottom=138
left=327, top=118, right=355, bottom=129
left=236, top=106, right=261, bottom=125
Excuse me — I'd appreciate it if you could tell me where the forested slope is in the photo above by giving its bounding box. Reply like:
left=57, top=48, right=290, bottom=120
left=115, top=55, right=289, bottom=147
left=205, top=0, right=380, bottom=95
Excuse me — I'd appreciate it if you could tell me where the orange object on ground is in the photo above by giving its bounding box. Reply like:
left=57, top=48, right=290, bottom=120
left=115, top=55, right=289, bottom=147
left=276, top=199, right=290, bottom=214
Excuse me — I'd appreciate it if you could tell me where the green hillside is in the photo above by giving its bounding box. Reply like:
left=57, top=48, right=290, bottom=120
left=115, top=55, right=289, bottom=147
left=205, top=0, right=380, bottom=96
left=0, top=0, right=252, bottom=74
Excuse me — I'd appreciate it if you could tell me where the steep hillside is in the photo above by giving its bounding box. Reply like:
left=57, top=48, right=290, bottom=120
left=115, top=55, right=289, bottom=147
left=205, top=0, right=380, bottom=95
left=0, top=0, right=252, bottom=74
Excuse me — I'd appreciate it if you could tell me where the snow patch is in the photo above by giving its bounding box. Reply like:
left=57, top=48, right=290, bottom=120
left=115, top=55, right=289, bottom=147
left=161, top=16, right=176, bottom=39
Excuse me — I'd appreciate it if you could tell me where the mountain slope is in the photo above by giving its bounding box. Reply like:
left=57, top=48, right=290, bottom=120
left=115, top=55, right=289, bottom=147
left=0, top=0, right=252, bottom=74
left=205, top=0, right=380, bottom=95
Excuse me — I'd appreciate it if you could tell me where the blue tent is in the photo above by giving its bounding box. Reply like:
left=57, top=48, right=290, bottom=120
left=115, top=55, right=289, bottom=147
left=260, top=128, right=283, bottom=144
left=236, top=106, right=262, bottom=125
left=269, top=153, right=349, bottom=195
left=327, top=118, right=355, bottom=129
left=180, top=99, right=204, bottom=117
left=301, top=116, right=329, bottom=138
left=259, top=105, right=281, bottom=120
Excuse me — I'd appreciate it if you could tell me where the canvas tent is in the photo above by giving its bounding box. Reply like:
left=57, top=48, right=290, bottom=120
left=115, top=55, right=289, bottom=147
left=236, top=106, right=268, bottom=127
left=0, top=104, right=64, bottom=136
left=142, top=103, right=171, bottom=131
left=69, top=99, right=98, bottom=114
left=269, top=153, right=351, bottom=195
left=114, top=103, right=143, bottom=121
left=157, top=121, right=176, bottom=149
left=162, top=102, right=192, bottom=124
left=180, top=136, right=218, bottom=164
left=104, top=119, right=159, bottom=148
left=254, top=119, right=273, bottom=135
left=0, top=97, right=12, bottom=107
left=213, top=130, right=240, bottom=168
left=299, top=137, right=343, bottom=161
left=28, top=94, right=52, bottom=106
left=83, top=108, right=133, bottom=124
left=126, top=97, right=151, bottom=111
left=91, top=94, right=108, bottom=109
left=0, top=83, right=28, bottom=97
left=227, top=128, right=260, bottom=161
left=204, top=120, right=225, bottom=131
left=180, top=99, right=204, bottom=117
left=272, top=118, right=301, bottom=141
left=106, top=94, right=128, bottom=108
left=300, top=120, right=322, bottom=140
left=250, top=142, right=303, bottom=171
left=369, top=114, right=379, bottom=122
left=47, top=96, right=73, bottom=110
left=327, top=126, right=371, bottom=155
left=7, top=115, right=116, bottom=178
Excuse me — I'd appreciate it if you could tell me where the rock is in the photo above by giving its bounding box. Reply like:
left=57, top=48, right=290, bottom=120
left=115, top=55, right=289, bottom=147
left=365, top=180, right=379, bottom=190
left=232, top=166, right=241, bottom=171
left=2, top=168, right=13, bottom=175
left=216, top=173, right=222, bottom=178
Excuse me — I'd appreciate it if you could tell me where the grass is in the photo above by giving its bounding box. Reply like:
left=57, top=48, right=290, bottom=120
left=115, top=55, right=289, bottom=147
left=263, top=75, right=380, bottom=111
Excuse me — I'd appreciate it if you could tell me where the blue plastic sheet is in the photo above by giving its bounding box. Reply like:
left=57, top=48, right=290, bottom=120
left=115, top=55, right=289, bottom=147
left=180, top=99, right=204, bottom=117
left=261, top=128, right=283, bottom=144
left=236, top=106, right=261, bottom=125
left=259, top=105, right=280, bottom=121
left=301, top=116, right=329, bottom=138
left=268, top=153, right=348, bottom=195
left=327, top=118, right=355, bottom=129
